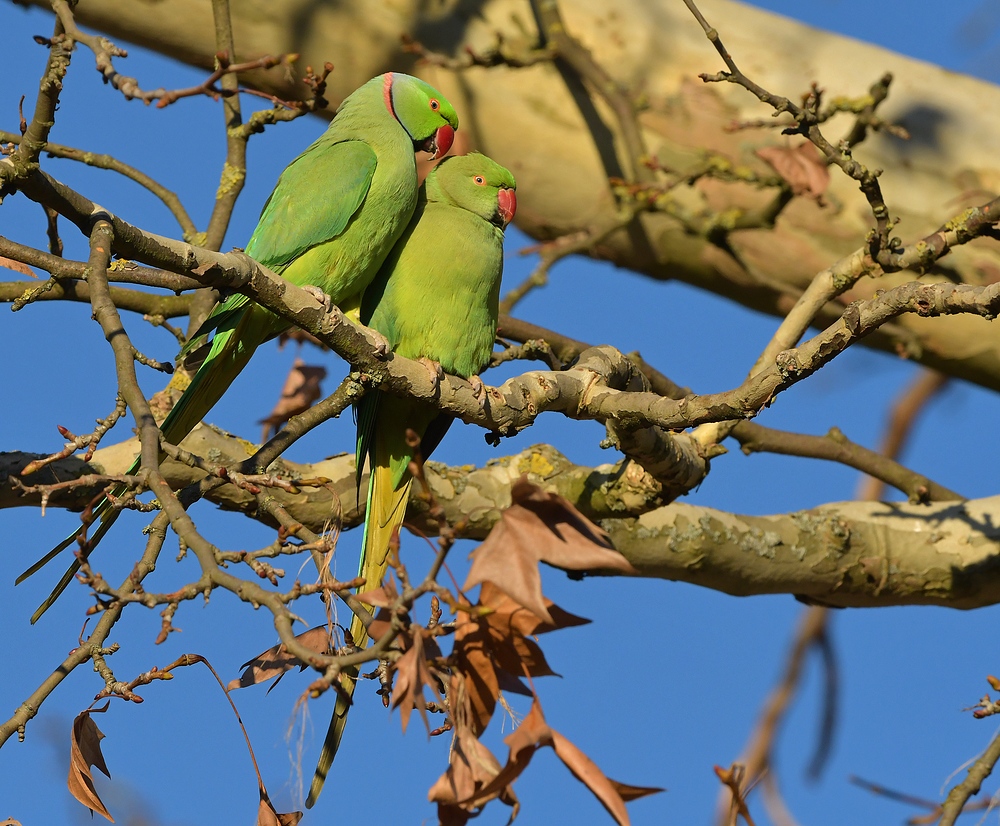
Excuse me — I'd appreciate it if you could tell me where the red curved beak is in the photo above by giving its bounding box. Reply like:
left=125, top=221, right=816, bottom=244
left=426, top=124, right=455, bottom=159
left=497, top=187, right=517, bottom=227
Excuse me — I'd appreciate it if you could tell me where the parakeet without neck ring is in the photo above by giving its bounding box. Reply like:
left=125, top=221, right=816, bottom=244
left=306, top=152, right=517, bottom=807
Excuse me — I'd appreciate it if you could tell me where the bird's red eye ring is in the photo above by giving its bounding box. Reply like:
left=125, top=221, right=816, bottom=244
left=429, top=98, right=440, bottom=111
left=474, top=175, right=485, bottom=185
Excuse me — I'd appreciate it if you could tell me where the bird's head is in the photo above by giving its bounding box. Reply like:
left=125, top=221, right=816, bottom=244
left=428, top=152, right=517, bottom=229
left=383, top=73, right=459, bottom=160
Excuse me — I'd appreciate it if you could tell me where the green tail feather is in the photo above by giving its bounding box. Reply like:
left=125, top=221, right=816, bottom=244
left=20, top=301, right=281, bottom=621
left=18, top=494, right=124, bottom=623
left=305, top=669, right=356, bottom=808
left=306, top=424, right=414, bottom=804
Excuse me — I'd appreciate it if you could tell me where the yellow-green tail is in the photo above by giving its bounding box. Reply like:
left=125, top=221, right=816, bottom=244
left=306, top=433, right=413, bottom=806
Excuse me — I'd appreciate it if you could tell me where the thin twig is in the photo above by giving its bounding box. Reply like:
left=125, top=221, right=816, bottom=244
left=681, top=0, right=896, bottom=263
left=500, top=209, right=637, bottom=314
left=939, top=729, right=1000, bottom=826
left=531, top=0, right=651, bottom=184
left=714, top=606, right=831, bottom=826
left=857, top=369, right=949, bottom=501
left=0, top=130, right=197, bottom=239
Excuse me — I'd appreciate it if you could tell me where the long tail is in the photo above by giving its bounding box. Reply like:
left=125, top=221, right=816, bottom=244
left=17, top=497, right=123, bottom=623
left=19, top=302, right=279, bottom=621
left=306, top=413, right=413, bottom=807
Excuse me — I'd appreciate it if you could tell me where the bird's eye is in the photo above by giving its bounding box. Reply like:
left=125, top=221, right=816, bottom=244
left=429, top=98, right=440, bottom=111
left=474, top=176, right=485, bottom=186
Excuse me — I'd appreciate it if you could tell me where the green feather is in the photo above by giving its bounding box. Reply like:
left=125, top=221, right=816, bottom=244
left=20, top=73, right=459, bottom=623
left=306, top=153, right=516, bottom=802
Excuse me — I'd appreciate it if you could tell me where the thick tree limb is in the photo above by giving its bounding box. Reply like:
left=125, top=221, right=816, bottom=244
left=14, top=0, right=1000, bottom=389
left=11, top=428, right=1000, bottom=610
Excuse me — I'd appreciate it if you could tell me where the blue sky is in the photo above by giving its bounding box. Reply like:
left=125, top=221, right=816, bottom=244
left=3, top=2, right=1000, bottom=825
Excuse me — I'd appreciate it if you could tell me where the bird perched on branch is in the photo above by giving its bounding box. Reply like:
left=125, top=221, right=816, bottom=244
left=19, top=72, right=459, bottom=623
left=306, top=152, right=517, bottom=807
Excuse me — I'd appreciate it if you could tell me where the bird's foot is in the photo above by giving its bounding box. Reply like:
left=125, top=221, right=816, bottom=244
left=302, top=285, right=333, bottom=311
left=418, top=357, right=444, bottom=390
left=468, top=374, right=488, bottom=411
left=369, top=329, right=391, bottom=359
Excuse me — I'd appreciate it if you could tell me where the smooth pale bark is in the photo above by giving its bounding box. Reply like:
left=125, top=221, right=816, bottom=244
left=14, top=0, right=1000, bottom=389
left=6, top=432, right=998, bottom=610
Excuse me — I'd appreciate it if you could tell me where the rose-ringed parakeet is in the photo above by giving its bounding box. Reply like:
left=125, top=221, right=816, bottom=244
left=306, top=152, right=517, bottom=807
left=18, top=73, right=459, bottom=623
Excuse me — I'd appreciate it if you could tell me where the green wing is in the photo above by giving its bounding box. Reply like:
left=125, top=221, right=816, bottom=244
left=178, top=293, right=252, bottom=365
left=245, top=139, right=377, bottom=272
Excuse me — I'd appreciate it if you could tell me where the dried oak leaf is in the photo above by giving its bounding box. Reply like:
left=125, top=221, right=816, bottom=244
left=755, top=142, right=830, bottom=200
left=392, top=629, right=443, bottom=734
left=258, top=358, right=326, bottom=440
left=68, top=703, right=114, bottom=822
left=228, top=626, right=332, bottom=691
left=465, top=477, right=634, bottom=624
left=428, top=725, right=516, bottom=826
left=467, top=699, right=662, bottom=826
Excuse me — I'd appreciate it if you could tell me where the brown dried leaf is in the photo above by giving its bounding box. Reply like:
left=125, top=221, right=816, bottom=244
left=467, top=699, right=662, bottom=824
left=451, top=620, right=501, bottom=735
left=276, top=327, right=327, bottom=351
left=392, top=630, right=442, bottom=734
left=449, top=582, right=586, bottom=731
left=495, top=667, right=533, bottom=698
left=465, top=699, right=551, bottom=806
left=0, top=256, right=36, bottom=278
left=229, top=626, right=331, bottom=691
left=429, top=725, right=514, bottom=825
left=68, top=703, right=114, bottom=822
left=365, top=606, right=394, bottom=643
left=356, top=578, right=399, bottom=610
left=465, top=478, right=633, bottom=624
left=257, top=790, right=302, bottom=826
left=480, top=581, right=590, bottom=638
left=551, top=729, right=662, bottom=825
left=610, top=779, right=666, bottom=802
left=258, top=358, right=326, bottom=440
left=756, top=142, right=830, bottom=200
left=498, top=630, right=557, bottom=678
left=479, top=594, right=559, bottom=679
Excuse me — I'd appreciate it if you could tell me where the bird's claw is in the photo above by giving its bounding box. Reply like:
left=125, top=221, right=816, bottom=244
left=418, top=357, right=444, bottom=389
left=369, top=329, right=391, bottom=359
left=468, top=375, right=487, bottom=410
left=303, top=285, right=333, bottom=312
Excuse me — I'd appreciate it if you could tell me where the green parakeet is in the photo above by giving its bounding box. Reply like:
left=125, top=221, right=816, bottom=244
left=306, top=152, right=517, bottom=807
left=19, top=73, right=459, bottom=622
